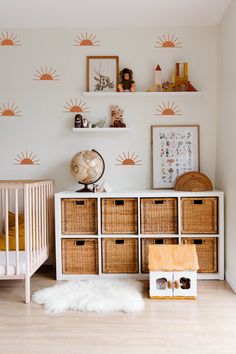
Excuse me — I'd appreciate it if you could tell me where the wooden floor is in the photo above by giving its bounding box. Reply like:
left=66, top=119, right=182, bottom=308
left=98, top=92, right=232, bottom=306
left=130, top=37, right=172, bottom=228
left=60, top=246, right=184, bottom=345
left=0, top=268, right=236, bottom=354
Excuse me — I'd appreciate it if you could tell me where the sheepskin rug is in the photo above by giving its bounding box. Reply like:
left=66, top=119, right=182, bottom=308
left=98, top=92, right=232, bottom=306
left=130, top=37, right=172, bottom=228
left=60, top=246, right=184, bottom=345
left=33, top=279, right=145, bottom=314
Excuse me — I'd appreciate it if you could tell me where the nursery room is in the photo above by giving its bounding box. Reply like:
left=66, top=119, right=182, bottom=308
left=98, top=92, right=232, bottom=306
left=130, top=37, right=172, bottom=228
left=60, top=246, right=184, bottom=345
left=1, top=0, right=236, bottom=353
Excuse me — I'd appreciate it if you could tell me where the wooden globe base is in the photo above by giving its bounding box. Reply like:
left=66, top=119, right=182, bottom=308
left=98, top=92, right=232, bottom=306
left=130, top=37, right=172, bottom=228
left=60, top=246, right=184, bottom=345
left=76, top=184, right=93, bottom=192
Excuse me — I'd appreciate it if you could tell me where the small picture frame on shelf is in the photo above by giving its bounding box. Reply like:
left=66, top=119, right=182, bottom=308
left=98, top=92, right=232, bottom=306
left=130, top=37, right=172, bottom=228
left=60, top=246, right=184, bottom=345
left=87, top=56, right=119, bottom=92
left=151, top=125, right=200, bottom=189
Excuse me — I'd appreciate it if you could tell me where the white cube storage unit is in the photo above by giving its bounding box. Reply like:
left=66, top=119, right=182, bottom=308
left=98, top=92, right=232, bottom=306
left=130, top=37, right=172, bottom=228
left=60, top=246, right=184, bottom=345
left=55, top=190, right=224, bottom=280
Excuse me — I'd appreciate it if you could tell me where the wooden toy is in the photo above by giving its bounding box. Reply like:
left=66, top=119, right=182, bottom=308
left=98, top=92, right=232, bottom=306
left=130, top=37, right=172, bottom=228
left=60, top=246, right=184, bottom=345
left=110, top=105, right=126, bottom=127
left=149, top=244, right=199, bottom=299
left=154, top=65, right=162, bottom=91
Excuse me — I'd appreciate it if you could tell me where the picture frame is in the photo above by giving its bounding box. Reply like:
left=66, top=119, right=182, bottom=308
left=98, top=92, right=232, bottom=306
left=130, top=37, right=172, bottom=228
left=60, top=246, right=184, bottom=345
left=86, top=56, right=119, bottom=92
left=151, top=125, right=200, bottom=189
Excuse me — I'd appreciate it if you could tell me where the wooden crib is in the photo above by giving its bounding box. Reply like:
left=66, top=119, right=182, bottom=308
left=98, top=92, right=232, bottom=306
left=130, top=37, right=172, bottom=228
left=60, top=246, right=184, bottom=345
left=0, top=180, right=54, bottom=303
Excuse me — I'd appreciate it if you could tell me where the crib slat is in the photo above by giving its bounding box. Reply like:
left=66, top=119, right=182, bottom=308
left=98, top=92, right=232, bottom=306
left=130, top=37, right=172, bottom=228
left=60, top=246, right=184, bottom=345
left=15, top=188, right=20, bottom=275
left=5, top=189, right=9, bottom=275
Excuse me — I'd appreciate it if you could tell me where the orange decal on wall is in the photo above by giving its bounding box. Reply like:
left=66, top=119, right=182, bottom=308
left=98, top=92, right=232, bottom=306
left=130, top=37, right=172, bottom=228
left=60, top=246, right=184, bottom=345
left=155, top=102, right=182, bottom=115
left=0, top=32, right=21, bottom=46
left=14, top=151, right=40, bottom=165
left=74, top=32, right=100, bottom=46
left=156, top=34, right=182, bottom=48
left=34, top=67, right=60, bottom=80
left=63, top=99, right=89, bottom=113
left=116, top=152, right=142, bottom=166
left=0, top=103, right=21, bottom=116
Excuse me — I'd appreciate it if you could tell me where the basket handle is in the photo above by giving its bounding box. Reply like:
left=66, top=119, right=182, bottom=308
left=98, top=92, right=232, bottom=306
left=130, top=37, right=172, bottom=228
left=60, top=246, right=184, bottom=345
left=74, top=200, right=85, bottom=206
left=154, top=239, right=164, bottom=244
left=115, top=200, right=124, bottom=206
left=115, top=240, right=124, bottom=244
left=194, top=239, right=203, bottom=245
left=154, top=200, right=165, bottom=204
left=75, top=240, right=85, bottom=246
left=193, top=200, right=203, bottom=205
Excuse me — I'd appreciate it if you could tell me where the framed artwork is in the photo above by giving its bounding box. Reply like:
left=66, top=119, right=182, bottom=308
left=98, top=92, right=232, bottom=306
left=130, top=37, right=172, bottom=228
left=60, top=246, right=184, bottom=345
left=151, top=125, right=200, bottom=189
left=87, top=56, right=119, bottom=92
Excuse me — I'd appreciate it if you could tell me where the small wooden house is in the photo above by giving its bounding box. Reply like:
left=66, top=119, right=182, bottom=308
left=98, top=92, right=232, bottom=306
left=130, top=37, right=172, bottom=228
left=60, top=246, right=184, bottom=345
left=149, top=244, right=199, bottom=299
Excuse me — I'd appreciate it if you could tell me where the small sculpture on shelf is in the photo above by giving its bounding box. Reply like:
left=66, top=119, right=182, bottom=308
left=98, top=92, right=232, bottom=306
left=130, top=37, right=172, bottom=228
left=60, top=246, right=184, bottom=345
left=147, top=64, right=162, bottom=92
left=74, top=114, right=84, bottom=128
left=110, top=105, right=126, bottom=128
left=118, top=68, right=136, bottom=92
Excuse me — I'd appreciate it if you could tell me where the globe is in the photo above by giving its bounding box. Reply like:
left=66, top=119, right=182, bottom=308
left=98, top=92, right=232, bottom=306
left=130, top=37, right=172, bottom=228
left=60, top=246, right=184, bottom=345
left=70, top=149, right=105, bottom=192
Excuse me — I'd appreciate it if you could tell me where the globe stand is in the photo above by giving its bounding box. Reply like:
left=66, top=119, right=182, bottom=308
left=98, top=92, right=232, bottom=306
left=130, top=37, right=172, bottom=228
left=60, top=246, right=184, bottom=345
left=76, top=183, right=93, bottom=193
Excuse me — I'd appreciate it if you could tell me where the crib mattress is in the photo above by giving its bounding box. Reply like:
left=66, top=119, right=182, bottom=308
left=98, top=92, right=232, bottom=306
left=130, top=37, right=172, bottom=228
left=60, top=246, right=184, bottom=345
left=0, top=251, right=26, bottom=275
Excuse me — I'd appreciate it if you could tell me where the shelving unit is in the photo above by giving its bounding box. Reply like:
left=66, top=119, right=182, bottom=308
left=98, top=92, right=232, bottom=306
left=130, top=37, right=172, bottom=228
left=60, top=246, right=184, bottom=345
left=83, top=91, right=203, bottom=97
left=55, top=189, right=224, bottom=281
left=72, top=127, right=131, bottom=133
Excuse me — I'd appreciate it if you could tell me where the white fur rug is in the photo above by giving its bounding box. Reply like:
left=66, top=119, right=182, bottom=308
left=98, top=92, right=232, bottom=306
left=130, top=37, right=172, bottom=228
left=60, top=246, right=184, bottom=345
left=33, top=279, right=144, bottom=314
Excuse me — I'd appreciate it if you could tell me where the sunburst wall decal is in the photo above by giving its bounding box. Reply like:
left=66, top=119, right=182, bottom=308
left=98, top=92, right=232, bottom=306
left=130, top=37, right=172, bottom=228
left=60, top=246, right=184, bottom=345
left=116, top=152, right=142, bottom=166
left=73, top=32, right=100, bottom=46
left=0, top=103, right=22, bottom=116
left=33, top=66, right=60, bottom=80
left=0, top=32, right=21, bottom=46
left=156, top=34, right=182, bottom=48
left=63, top=98, right=89, bottom=113
left=155, top=102, right=182, bottom=116
left=14, top=151, right=40, bottom=165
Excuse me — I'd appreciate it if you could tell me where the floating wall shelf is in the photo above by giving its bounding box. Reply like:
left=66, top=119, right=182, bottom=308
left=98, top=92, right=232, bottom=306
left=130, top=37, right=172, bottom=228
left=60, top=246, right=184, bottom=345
left=83, top=92, right=202, bottom=97
left=72, top=127, right=131, bottom=133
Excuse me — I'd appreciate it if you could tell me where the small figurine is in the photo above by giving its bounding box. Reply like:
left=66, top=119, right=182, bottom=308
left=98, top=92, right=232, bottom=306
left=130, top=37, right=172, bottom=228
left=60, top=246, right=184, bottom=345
left=118, top=68, right=136, bottom=92
left=110, top=105, right=126, bottom=128
left=82, top=117, right=88, bottom=128
left=154, top=65, right=162, bottom=91
left=74, top=114, right=83, bottom=128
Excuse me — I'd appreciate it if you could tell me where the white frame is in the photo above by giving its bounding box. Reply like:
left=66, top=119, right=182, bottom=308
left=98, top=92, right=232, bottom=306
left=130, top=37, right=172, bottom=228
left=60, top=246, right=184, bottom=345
left=151, top=125, right=200, bottom=189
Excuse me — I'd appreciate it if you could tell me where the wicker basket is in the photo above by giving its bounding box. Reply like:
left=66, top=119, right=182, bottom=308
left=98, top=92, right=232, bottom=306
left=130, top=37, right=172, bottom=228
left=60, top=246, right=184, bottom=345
left=175, top=171, right=213, bottom=191
left=181, top=197, right=218, bottom=234
left=102, top=238, right=139, bottom=273
left=61, top=198, right=98, bottom=235
left=101, top=198, right=138, bottom=234
left=141, top=198, right=178, bottom=234
left=182, top=237, right=217, bottom=273
left=62, top=238, right=98, bottom=274
left=141, top=237, right=179, bottom=273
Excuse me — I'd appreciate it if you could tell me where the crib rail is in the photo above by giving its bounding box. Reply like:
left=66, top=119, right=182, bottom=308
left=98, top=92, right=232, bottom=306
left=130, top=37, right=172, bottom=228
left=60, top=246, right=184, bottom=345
left=0, top=180, right=54, bottom=278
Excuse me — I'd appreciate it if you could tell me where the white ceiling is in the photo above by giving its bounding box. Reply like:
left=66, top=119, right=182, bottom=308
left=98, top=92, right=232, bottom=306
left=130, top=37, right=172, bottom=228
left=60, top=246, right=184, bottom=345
left=0, top=0, right=232, bottom=28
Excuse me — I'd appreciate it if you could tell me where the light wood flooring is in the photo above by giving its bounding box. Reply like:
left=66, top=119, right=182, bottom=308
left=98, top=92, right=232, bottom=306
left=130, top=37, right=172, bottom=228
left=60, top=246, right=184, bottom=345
left=0, top=268, right=236, bottom=354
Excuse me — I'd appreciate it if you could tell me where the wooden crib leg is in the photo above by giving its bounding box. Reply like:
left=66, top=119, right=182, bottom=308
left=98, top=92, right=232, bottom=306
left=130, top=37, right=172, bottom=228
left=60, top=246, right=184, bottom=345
left=25, top=276, right=31, bottom=304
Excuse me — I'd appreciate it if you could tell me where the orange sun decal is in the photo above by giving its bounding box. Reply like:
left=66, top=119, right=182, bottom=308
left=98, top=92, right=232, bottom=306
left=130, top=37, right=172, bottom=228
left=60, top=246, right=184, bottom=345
left=73, top=32, right=100, bottom=46
left=0, top=103, right=21, bottom=116
left=116, top=152, right=142, bottom=166
left=63, top=99, right=89, bottom=113
left=0, top=32, right=21, bottom=46
left=14, top=151, right=40, bottom=165
left=155, top=102, right=182, bottom=116
left=33, top=66, right=59, bottom=80
left=156, top=34, right=182, bottom=48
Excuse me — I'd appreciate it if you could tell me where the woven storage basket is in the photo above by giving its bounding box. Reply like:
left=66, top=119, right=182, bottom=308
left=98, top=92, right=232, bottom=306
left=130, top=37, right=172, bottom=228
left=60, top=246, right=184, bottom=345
left=175, top=171, right=213, bottom=191
left=101, top=198, right=138, bottom=234
left=102, top=238, right=139, bottom=273
left=61, top=198, right=98, bottom=235
left=62, top=238, right=98, bottom=274
left=141, top=237, right=178, bottom=273
left=181, top=197, right=218, bottom=234
left=182, top=237, right=217, bottom=273
left=141, top=198, right=178, bottom=234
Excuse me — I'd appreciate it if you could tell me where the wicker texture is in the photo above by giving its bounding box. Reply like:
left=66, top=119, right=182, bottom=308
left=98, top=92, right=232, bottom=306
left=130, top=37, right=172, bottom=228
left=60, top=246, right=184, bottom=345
left=62, top=238, right=98, bottom=274
left=181, top=197, right=218, bottom=234
left=175, top=171, right=213, bottom=191
left=141, top=238, right=178, bottom=273
left=141, top=198, right=178, bottom=234
left=182, top=237, right=217, bottom=273
left=61, top=198, right=98, bottom=235
left=101, top=198, right=138, bottom=234
left=102, top=238, right=139, bottom=273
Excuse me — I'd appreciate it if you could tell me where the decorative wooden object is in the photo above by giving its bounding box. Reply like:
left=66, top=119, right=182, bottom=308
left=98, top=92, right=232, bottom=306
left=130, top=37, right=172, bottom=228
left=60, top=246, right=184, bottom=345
left=175, top=171, right=213, bottom=191
left=110, top=105, right=126, bottom=127
left=149, top=244, right=199, bottom=299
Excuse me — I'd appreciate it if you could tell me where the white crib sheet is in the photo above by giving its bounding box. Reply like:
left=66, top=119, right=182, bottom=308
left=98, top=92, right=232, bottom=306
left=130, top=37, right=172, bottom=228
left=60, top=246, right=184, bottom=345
left=0, top=251, right=26, bottom=275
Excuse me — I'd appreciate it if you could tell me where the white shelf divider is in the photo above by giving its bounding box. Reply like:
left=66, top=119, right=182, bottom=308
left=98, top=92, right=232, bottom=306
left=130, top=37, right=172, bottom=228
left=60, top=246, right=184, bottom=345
left=72, top=127, right=131, bottom=133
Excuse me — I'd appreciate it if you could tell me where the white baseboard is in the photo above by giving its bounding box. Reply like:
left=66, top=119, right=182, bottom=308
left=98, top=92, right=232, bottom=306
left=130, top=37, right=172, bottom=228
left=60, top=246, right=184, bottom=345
left=226, top=271, right=236, bottom=293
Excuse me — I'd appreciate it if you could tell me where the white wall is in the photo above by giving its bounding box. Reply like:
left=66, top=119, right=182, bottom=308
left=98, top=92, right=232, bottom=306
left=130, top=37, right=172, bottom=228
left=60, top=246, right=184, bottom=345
left=217, top=1, right=236, bottom=291
left=0, top=27, right=218, bottom=192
